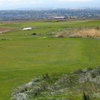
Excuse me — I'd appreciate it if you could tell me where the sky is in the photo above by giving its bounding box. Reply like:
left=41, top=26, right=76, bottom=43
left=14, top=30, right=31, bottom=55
left=0, top=0, right=100, bottom=10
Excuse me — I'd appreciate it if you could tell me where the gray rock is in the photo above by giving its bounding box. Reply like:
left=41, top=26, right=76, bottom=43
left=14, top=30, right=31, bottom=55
left=12, top=93, right=29, bottom=100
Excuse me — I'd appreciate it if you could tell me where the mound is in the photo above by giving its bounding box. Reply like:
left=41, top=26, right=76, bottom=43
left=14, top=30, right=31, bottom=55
left=12, top=66, right=100, bottom=100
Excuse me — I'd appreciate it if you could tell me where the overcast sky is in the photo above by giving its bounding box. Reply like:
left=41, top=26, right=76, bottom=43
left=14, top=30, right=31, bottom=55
left=0, top=0, right=100, bottom=10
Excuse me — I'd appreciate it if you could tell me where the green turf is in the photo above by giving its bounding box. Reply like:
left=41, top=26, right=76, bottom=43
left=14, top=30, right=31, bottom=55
left=0, top=19, right=100, bottom=100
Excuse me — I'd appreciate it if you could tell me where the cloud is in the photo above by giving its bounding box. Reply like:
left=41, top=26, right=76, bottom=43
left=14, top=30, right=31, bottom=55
left=0, top=0, right=43, bottom=4
left=0, top=0, right=95, bottom=4
left=0, top=0, right=5, bottom=3
left=12, top=0, right=42, bottom=4
left=58, top=0, right=94, bottom=1
left=0, top=0, right=98, bottom=10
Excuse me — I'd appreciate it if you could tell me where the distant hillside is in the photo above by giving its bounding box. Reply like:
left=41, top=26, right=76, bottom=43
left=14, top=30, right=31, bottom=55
left=0, top=9, right=100, bottom=21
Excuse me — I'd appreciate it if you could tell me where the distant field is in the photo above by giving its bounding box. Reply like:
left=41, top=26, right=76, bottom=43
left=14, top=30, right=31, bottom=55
left=0, top=19, right=100, bottom=100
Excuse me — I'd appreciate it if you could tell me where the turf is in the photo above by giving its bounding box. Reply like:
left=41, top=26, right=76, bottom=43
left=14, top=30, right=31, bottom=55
left=0, top=19, right=100, bottom=100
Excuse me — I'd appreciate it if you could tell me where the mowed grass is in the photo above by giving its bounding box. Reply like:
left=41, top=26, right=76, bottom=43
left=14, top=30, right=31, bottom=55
left=0, top=19, right=100, bottom=100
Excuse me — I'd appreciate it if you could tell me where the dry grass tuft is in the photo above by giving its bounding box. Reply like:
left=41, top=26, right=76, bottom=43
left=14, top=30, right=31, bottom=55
left=71, top=28, right=100, bottom=37
left=55, top=30, right=70, bottom=38
left=55, top=27, right=100, bottom=38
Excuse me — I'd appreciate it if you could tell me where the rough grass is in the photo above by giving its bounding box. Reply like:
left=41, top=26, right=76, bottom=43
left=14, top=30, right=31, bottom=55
left=12, top=67, right=100, bottom=100
left=55, top=27, right=100, bottom=38
left=0, top=19, right=100, bottom=100
left=70, top=27, right=100, bottom=37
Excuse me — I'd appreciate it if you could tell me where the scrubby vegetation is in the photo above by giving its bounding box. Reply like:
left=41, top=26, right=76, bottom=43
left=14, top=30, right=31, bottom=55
left=54, top=27, right=100, bottom=38
left=12, top=67, right=100, bottom=100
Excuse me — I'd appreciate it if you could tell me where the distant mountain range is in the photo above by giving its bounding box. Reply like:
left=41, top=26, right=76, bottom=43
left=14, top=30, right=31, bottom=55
left=0, top=9, right=100, bottom=21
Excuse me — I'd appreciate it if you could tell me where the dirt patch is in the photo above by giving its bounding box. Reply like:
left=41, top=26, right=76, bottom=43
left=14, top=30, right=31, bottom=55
left=0, top=27, right=16, bottom=33
left=12, top=67, right=100, bottom=100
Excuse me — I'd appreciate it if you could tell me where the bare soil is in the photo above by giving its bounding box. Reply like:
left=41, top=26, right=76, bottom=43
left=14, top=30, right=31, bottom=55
left=0, top=27, right=16, bottom=33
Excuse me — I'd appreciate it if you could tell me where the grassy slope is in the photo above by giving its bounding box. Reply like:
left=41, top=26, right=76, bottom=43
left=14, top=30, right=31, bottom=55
left=0, top=19, right=100, bottom=100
